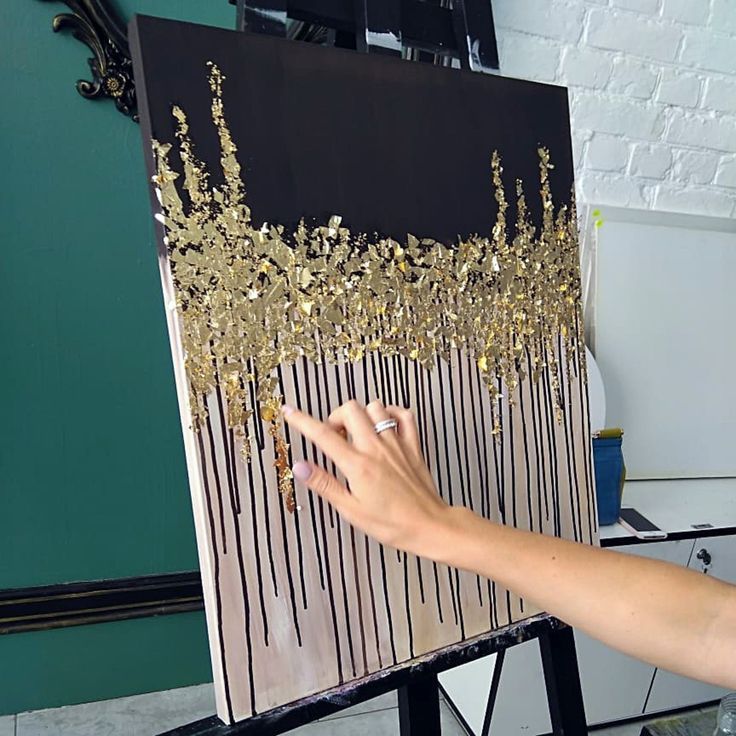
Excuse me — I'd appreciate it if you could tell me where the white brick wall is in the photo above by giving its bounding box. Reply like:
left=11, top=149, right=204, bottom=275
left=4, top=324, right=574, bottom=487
left=494, top=0, right=736, bottom=217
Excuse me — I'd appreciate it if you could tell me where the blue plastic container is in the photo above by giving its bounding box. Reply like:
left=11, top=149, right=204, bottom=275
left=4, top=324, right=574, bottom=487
left=593, top=436, right=625, bottom=526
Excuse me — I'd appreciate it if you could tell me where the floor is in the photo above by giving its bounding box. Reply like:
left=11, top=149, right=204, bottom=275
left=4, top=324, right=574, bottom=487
left=0, top=684, right=711, bottom=736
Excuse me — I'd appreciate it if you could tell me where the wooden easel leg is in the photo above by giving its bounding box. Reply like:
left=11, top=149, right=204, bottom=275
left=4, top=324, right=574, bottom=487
left=398, top=673, right=442, bottom=736
left=539, top=626, right=588, bottom=735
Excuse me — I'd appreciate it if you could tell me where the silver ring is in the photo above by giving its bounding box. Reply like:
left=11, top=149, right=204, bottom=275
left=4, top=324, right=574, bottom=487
left=374, top=418, right=398, bottom=435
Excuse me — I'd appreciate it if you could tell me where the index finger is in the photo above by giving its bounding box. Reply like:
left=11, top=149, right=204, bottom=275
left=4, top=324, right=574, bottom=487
left=328, top=400, right=378, bottom=450
left=281, top=404, right=360, bottom=474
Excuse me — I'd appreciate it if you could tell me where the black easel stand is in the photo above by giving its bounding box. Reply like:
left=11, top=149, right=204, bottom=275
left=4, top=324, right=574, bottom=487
left=398, top=672, right=441, bottom=736
left=161, top=615, right=587, bottom=735
left=539, top=625, right=589, bottom=736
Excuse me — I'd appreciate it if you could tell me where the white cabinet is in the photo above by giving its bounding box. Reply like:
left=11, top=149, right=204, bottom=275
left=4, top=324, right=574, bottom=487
left=441, top=535, right=736, bottom=734
left=644, top=535, right=736, bottom=714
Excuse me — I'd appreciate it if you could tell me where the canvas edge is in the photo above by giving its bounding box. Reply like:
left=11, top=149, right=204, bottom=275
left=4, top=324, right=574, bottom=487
left=128, top=14, right=233, bottom=725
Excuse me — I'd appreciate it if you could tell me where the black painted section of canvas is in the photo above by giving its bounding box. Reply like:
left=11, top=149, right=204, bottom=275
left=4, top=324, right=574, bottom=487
left=130, top=14, right=573, bottom=243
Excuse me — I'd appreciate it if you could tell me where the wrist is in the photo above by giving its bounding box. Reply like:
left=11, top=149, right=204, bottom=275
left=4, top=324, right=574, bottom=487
left=417, top=505, right=489, bottom=568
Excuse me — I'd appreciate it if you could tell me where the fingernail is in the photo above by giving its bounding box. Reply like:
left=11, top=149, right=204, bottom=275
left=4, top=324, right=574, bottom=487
left=292, top=461, right=312, bottom=481
left=282, top=404, right=295, bottom=417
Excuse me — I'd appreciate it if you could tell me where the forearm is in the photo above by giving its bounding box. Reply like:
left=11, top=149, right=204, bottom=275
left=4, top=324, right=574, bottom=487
left=282, top=401, right=736, bottom=687
left=434, top=507, right=736, bottom=688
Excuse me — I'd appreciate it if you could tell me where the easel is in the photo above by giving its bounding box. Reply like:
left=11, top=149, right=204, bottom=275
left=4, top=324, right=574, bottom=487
left=161, top=615, right=586, bottom=735
left=158, top=3, right=588, bottom=734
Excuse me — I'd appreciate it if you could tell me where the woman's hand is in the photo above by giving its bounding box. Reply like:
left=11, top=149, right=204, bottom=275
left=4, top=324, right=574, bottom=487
left=282, top=399, right=458, bottom=559
left=285, top=399, right=736, bottom=691
left=283, top=399, right=736, bottom=690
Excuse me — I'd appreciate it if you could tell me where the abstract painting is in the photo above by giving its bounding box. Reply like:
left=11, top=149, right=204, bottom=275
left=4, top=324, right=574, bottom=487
left=131, top=15, right=597, bottom=724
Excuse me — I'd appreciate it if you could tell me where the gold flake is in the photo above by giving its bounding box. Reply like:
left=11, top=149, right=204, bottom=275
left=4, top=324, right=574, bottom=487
left=151, top=64, right=587, bottom=513
left=270, top=420, right=295, bottom=512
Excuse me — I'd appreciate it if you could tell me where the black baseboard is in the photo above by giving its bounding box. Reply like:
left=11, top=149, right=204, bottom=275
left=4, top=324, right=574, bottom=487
left=0, top=571, right=204, bottom=634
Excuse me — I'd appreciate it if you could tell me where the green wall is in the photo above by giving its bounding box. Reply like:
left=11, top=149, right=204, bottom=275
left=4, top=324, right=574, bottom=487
left=0, top=0, right=237, bottom=715
left=0, top=614, right=212, bottom=717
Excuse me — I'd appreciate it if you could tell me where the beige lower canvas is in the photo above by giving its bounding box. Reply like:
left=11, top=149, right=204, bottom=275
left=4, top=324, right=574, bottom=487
left=169, top=347, right=596, bottom=722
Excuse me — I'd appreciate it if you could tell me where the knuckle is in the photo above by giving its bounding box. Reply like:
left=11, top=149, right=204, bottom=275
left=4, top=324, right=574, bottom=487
left=344, top=399, right=362, bottom=413
left=367, top=399, right=384, bottom=411
left=313, top=471, right=331, bottom=497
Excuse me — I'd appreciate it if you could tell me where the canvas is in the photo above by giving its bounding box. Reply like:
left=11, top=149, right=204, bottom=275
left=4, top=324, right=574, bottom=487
left=130, top=15, right=597, bottom=724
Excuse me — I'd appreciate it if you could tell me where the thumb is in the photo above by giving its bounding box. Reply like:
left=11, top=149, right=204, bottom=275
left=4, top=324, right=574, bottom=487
left=292, top=460, right=350, bottom=511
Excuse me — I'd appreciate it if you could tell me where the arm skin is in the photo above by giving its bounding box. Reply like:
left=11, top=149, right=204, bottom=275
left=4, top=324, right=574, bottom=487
left=282, top=399, right=736, bottom=690
left=439, top=508, right=736, bottom=689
